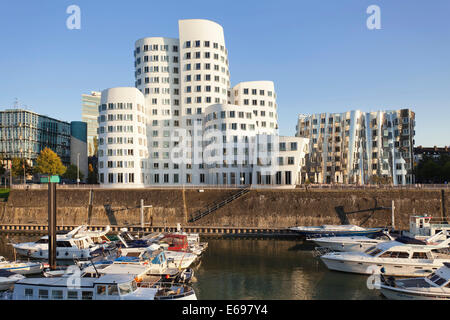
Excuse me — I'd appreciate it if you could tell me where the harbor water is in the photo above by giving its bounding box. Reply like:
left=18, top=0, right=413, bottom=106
left=0, top=234, right=383, bottom=300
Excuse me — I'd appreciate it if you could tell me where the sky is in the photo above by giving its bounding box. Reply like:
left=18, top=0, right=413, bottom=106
left=0, top=0, right=449, bottom=146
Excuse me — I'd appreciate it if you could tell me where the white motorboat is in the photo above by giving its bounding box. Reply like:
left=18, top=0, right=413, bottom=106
left=0, top=270, right=25, bottom=291
left=147, top=244, right=198, bottom=269
left=113, top=248, right=187, bottom=279
left=310, top=229, right=450, bottom=253
left=320, top=236, right=450, bottom=277
left=309, top=234, right=394, bottom=253
left=12, top=225, right=111, bottom=260
left=380, top=262, right=450, bottom=300
left=0, top=256, right=43, bottom=275
left=2, top=274, right=197, bottom=300
left=288, top=224, right=384, bottom=238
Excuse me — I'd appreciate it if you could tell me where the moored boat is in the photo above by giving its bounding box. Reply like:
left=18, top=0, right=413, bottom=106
left=2, top=274, right=196, bottom=300
left=0, top=256, right=43, bottom=275
left=289, top=224, right=384, bottom=238
left=0, top=270, right=25, bottom=291
left=320, top=236, right=450, bottom=277
left=379, top=262, right=450, bottom=300
left=12, top=225, right=111, bottom=260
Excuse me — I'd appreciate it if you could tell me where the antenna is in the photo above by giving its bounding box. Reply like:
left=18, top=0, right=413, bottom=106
left=13, top=98, right=19, bottom=109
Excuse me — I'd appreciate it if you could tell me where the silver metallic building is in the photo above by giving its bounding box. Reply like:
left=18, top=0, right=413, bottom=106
left=296, top=109, right=415, bottom=185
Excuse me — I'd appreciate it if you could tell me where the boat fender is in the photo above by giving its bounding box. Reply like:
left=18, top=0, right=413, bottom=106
left=80, top=254, right=84, bottom=258
left=39, top=250, right=43, bottom=257
left=27, top=250, right=31, bottom=257
left=65, top=252, right=69, bottom=256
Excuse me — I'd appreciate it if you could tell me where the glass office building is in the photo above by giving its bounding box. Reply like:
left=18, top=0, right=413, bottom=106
left=81, top=91, right=101, bottom=156
left=0, top=109, right=71, bottom=166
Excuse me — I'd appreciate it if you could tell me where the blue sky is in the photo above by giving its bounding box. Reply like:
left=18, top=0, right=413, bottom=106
left=0, top=0, right=449, bottom=146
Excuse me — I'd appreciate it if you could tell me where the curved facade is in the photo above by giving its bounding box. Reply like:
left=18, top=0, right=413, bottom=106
left=99, top=19, right=309, bottom=188
left=134, top=37, right=181, bottom=185
left=98, top=87, right=147, bottom=188
left=203, top=104, right=258, bottom=185
left=297, top=109, right=415, bottom=185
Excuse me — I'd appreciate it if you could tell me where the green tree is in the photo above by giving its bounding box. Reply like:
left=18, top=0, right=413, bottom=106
left=443, top=161, right=450, bottom=183
left=421, top=160, right=441, bottom=183
left=34, top=148, right=66, bottom=176
left=0, top=157, right=5, bottom=176
left=11, top=158, right=33, bottom=178
left=87, top=163, right=98, bottom=184
left=62, top=164, right=84, bottom=181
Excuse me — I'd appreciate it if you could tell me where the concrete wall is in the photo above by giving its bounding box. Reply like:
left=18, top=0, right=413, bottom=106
left=0, top=188, right=448, bottom=230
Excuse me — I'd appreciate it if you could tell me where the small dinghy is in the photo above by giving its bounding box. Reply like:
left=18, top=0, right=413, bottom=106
left=0, top=270, right=25, bottom=291
left=0, top=256, right=43, bottom=275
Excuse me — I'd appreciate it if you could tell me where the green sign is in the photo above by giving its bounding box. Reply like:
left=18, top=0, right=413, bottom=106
left=40, top=176, right=60, bottom=184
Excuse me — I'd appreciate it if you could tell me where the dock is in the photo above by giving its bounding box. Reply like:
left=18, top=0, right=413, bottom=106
left=0, top=224, right=300, bottom=238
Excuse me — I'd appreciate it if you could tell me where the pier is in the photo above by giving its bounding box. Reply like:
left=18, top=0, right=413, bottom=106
left=0, top=223, right=299, bottom=238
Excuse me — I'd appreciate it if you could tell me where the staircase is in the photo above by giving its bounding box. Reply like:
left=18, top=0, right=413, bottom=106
left=188, top=188, right=250, bottom=223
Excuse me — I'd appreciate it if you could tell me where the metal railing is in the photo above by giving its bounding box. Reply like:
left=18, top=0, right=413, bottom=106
left=300, top=184, right=450, bottom=190
left=188, top=188, right=251, bottom=223
left=9, top=183, right=450, bottom=191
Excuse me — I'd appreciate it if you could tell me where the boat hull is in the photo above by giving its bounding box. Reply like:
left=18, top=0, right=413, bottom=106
left=380, top=285, right=450, bottom=300
left=291, top=228, right=383, bottom=238
left=0, top=263, right=43, bottom=275
left=313, top=240, right=380, bottom=253
left=14, top=247, right=98, bottom=260
left=320, top=255, right=441, bottom=277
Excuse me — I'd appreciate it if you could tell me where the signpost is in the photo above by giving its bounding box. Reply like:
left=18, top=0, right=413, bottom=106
left=41, top=175, right=60, bottom=270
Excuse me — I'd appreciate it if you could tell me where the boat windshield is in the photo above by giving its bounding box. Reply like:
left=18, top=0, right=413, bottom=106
left=118, top=281, right=137, bottom=295
left=366, top=248, right=383, bottom=257
left=56, top=241, right=72, bottom=248
left=427, top=274, right=448, bottom=286
left=364, top=246, right=376, bottom=254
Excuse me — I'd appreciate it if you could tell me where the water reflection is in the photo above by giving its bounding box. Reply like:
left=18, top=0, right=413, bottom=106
left=193, top=239, right=382, bottom=300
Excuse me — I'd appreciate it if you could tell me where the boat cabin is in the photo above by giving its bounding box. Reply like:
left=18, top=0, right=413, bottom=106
left=114, top=249, right=171, bottom=275
left=11, top=274, right=149, bottom=300
left=160, top=234, right=189, bottom=252
left=364, top=240, right=450, bottom=261
left=404, top=215, right=450, bottom=239
left=393, top=263, right=450, bottom=290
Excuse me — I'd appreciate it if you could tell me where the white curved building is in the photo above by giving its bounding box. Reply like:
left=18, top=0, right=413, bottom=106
left=99, top=19, right=309, bottom=188
left=231, top=81, right=278, bottom=135
left=98, top=87, right=147, bottom=188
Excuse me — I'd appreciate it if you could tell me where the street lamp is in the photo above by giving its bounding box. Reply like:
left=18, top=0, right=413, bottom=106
left=77, top=153, right=80, bottom=186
